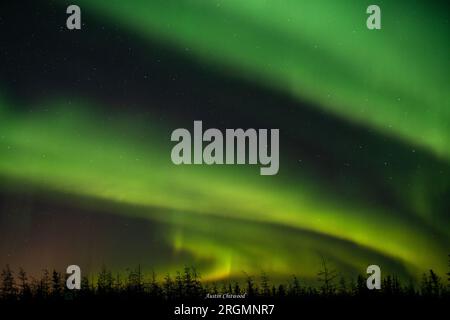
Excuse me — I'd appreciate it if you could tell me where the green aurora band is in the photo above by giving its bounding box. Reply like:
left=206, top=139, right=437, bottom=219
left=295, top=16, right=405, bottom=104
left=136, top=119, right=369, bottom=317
left=80, top=0, right=450, bottom=159
left=0, top=95, right=448, bottom=280
left=0, top=0, right=449, bottom=281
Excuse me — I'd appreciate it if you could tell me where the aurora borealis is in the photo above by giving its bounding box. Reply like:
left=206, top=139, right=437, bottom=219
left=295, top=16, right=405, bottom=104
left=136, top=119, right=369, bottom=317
left=0, top=0, right=449, bottom=284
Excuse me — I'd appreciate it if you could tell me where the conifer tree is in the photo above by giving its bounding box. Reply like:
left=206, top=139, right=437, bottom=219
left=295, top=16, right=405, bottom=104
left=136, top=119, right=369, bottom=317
left=1, top=264, right=16, bottom=300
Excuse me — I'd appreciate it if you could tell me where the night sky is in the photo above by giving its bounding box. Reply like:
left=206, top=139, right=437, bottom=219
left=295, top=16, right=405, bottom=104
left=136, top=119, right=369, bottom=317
left=0, top=0, right=449, bottom=283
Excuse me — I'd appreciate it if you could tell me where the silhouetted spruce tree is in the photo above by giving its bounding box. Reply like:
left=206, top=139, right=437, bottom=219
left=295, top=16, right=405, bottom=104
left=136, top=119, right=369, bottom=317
left=338, top=276, right=347, bottom=295
left=126, top=265, right=144, bottom=294
left=391, top=275, right=402, bottom=295
left=447, top=254, right=450, bottom=289
left=356, top=274, right=368, bottom=296
left=288, top=275, right=301, bottom=296
left=51, top=269, right=63, bottom=299
left=149, top=270, right=161, bottom=297
left=191, top=267, right=202, bottom=297
left=277, top=284, right=286, bottom=297
left=428, top=269, right=442, bottom=297
left=306, top=286, right=318, bottom=296
left=97, top=265, right=113, bottom=295
left=317, top=257, right=337, bottom=296
left=421, top=272, right=432, bottom=296
left=79, top=276, right=90, bottom=299
left=349, top=277, right=357, bottom=296
left=182, top=266, right=202, bottom=297
left=421, top=269, right=443, bottom=297
left=244, top=273, right=256, bottom=297
left=260, top=272, right=270, bottom=296
left=1, top=264, right=16, bottom=300
left=203, top=282, right=210, bottom=295
left=17, top=267, right=31, bottom=301
left=405, top=279, right=416, bottom=296
left=37, top=269, right=51, bottom=299
left=382, top=275, right=393, bottom=295
left=211, top=282, right=219, bottom=295
left=182, top=267, right=193, bottom=296
left=221, top=282, right=227, bottom=295
left=233, top=281, right=241, bottom=295
left=174, top=271, right=184, bottom=299
left=113, top=273, right=122, bottom=293
left=163, top=273, right=174, bottom=299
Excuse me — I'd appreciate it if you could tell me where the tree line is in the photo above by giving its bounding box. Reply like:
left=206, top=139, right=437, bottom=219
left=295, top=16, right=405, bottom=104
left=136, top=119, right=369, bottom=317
left=1, top=256, right=449, bottom=302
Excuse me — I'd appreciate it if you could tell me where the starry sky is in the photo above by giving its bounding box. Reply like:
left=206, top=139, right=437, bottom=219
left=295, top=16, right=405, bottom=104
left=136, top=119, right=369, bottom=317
left=0, top=0, right=449, bottom=283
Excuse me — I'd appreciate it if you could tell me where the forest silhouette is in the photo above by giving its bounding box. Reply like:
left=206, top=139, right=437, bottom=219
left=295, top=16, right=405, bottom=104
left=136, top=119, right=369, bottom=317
left=1, top=256, right=449, bottom=304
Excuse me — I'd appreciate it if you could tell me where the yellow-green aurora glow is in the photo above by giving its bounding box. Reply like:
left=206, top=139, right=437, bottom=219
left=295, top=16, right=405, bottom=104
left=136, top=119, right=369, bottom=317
left=0, top=0, right=449, bottom=282
left=0, top=96, right=448, bottom=280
